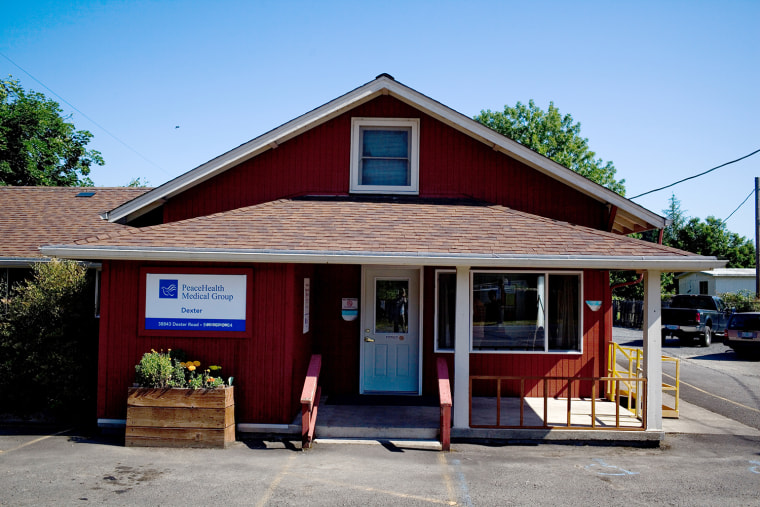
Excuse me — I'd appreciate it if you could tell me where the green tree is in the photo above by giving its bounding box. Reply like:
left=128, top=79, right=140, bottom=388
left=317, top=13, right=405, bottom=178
left=475, top=100, right=625, bottom=195
left=661, top=193, right=687, bottom=247
left=126, top=176, right=150, bottom=187
left=672, top=216, right=755, bottom=268
left=0, top=77, right=103, bottom=186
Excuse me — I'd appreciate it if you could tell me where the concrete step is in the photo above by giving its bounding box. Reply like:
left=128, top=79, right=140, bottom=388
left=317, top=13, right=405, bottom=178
left=315, top=424, right=437, bottom=440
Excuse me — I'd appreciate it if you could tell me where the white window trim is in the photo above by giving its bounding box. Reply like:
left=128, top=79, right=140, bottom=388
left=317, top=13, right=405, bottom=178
left=434, top=269, right=456, bottom=353
left=469, top=270, right=584, bottom=355
left=350, top=117, right=420, bottom=195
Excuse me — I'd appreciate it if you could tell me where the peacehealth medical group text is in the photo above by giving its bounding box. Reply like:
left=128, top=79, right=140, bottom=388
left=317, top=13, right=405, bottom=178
left=182, top=284, right=235, bottom=302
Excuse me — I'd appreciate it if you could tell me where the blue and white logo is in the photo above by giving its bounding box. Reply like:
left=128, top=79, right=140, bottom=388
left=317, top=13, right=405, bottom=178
left=159, top=279, right=178, bottom=299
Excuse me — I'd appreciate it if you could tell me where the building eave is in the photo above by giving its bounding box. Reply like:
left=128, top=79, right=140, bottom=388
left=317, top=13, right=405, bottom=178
left=40, top=245, right=725, bottom=272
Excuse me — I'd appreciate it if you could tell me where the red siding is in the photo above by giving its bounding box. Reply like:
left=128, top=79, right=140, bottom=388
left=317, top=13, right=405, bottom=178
left=97, top=260, right=313, bottom=424
left=163, top=95, right=607, bottom=230
left=312, top=265, right=362, bottom=395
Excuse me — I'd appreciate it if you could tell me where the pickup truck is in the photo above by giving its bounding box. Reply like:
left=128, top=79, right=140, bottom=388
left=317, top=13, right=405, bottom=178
left=661, top=295, right=732, bottom=347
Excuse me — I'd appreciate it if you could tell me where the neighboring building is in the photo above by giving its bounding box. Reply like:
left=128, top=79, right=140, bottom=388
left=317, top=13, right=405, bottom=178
left=0, top=187, right=151, bottom=310
left=676, top=269, right=757, bottom=296
left=41, top=75, right=723, bottom=439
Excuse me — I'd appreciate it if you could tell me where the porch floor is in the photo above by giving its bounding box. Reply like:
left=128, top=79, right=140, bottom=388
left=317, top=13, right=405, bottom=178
left=309, top=395, right=644, bottom=441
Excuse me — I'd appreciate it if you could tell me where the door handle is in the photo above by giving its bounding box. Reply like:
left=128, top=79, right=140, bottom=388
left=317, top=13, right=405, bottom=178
left=364, top=336, right=375, bottom=342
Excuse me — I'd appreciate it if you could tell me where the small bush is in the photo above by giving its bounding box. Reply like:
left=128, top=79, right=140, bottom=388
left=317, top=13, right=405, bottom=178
left=720, top=290, right=760, bottom=312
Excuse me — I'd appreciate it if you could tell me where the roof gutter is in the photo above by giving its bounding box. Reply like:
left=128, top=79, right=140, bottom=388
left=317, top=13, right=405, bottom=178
left=40, top=245, right=726, bottom=272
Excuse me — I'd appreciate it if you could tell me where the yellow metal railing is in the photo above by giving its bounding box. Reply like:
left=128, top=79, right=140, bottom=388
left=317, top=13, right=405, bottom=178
left=607, top=343, right=680, bottom=418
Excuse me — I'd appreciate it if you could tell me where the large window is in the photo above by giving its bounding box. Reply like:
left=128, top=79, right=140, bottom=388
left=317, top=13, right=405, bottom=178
left=471, top=272, right=581, bottom=353
left=350, top=117, right=419, bottom=194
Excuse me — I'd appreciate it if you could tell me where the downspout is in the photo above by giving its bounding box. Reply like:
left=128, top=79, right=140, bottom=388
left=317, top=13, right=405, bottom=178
left=611, top=272, right=644, bottom=291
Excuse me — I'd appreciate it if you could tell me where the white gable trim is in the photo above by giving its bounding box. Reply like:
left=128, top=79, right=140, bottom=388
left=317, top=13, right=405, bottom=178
left=106, top=75, right=666, bottom=231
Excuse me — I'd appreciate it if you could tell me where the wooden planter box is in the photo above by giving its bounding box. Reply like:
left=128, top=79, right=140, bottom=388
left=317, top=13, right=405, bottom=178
left=126, top=386, right=235, bottom=448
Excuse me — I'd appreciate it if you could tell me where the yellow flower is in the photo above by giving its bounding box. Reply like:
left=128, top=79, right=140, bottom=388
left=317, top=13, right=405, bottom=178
left=193, top=361, right=201, bottom=367
left=187, top=365, right=196, bottom=371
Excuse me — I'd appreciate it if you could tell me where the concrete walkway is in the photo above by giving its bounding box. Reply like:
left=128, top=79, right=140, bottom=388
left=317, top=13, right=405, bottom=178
left=661, top=394, right=760, bottom=436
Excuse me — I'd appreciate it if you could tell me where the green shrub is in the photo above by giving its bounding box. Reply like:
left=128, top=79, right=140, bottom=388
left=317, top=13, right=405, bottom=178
left=720, top=290, right=760, bottom=312
left=0, top=260, right=97, bottom=422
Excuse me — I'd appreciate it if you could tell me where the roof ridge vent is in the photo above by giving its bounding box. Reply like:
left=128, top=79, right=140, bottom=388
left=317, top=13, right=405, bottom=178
left=376, top=73, right=395, bottom=80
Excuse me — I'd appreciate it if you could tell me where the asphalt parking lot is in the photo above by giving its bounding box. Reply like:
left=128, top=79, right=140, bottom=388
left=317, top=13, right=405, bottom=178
left=2, top=428, right=760, bottom=506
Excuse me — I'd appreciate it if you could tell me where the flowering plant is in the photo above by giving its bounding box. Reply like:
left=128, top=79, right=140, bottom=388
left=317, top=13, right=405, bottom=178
left=134, top=349, right=229, bottom=389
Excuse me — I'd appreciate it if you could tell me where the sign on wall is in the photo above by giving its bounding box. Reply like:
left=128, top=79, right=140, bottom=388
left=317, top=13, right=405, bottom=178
left=303, top=278, right=310, bottom=334
left=144, top=273, right=248, bottom=332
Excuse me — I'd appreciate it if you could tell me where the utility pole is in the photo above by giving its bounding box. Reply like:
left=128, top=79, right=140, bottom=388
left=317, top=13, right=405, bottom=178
left=756, top=177, right=759, bottom=297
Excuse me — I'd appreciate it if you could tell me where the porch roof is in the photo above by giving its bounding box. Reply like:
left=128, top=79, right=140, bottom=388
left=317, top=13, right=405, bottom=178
left=0, top=186, right=150, bottom=266
left=42, top=197, right=724, bottom=271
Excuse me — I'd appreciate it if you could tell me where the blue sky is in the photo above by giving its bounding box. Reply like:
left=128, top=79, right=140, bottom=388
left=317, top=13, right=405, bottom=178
left=2, top=1, right=759, bottom=240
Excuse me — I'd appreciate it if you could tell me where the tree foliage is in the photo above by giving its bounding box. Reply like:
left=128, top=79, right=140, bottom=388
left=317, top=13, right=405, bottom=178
left=670, top=216, right=755, bottom=268
left=0, top=260, right=98, bottom=420
left=0, top=77, right=103, bottom=186
left=475, top=100, right=626, bottom=195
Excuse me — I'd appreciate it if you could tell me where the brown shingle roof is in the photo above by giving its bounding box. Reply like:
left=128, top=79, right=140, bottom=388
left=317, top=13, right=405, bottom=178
left=56, top=197, right=701, bottom=261
left=0, top=187, right=150, bottom=260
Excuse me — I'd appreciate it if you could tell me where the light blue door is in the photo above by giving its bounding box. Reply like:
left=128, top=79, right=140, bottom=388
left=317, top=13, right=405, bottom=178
left=361, top=268, right=420, bottom=394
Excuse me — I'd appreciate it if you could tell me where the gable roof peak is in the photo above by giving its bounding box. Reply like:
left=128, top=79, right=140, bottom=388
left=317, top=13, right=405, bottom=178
left=105, top=75, right=665, bottom=234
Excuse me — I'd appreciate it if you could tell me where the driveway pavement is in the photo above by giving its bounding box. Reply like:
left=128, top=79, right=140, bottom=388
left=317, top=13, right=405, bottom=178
left=2, top=428, right=760, bottom=506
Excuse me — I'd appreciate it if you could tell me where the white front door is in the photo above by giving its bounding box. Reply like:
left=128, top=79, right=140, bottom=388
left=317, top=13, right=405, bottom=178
left=360, top=267, right=421, bottom=394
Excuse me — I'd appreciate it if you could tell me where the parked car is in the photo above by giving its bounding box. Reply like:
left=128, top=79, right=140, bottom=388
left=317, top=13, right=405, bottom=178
left=724, top=312, right=760, bottom=355
left=661, top=295, right=732, bottom=347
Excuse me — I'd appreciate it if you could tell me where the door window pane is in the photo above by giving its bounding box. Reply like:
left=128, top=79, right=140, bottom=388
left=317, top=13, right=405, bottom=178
left=375, top=280, right=409, bottom=333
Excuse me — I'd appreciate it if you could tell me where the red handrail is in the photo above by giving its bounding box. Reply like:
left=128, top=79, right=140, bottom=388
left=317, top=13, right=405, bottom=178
left=300, top=354, right=322, bottom=449
left=437, top=357, right=452, bottom=451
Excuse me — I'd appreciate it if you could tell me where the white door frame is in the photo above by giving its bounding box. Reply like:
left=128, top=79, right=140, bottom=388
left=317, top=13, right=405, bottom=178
left=359, top=265, right=424, bottom=395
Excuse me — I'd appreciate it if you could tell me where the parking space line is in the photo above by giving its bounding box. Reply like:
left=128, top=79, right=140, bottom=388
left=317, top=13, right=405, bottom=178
left=664, top=372, right=760, bottom=414
left=255, top=453, right=296, bottom=507
left=0, top=428, right=71, bottom=455
left=438, top=452, right=458, bottom=505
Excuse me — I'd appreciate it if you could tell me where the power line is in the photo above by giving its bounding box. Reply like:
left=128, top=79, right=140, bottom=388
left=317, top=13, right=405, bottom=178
left=630, top=148, right=760, bottom=199
left=722, top=187, right=755, bottom=224
left=0, top=52, right=170, bottom=177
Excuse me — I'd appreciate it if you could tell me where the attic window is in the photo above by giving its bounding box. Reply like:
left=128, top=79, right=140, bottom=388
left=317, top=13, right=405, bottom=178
left=76, top=191, right=96, bottom=197
left=350, top=117, right=419, bottom=194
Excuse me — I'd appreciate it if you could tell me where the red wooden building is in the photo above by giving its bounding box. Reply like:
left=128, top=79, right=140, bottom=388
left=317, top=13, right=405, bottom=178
left=44, top=75, right=722, bottom=439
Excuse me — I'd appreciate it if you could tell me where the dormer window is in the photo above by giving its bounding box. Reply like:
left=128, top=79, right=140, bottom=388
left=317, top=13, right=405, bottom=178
left=350, top=117, right=419, bottom=194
